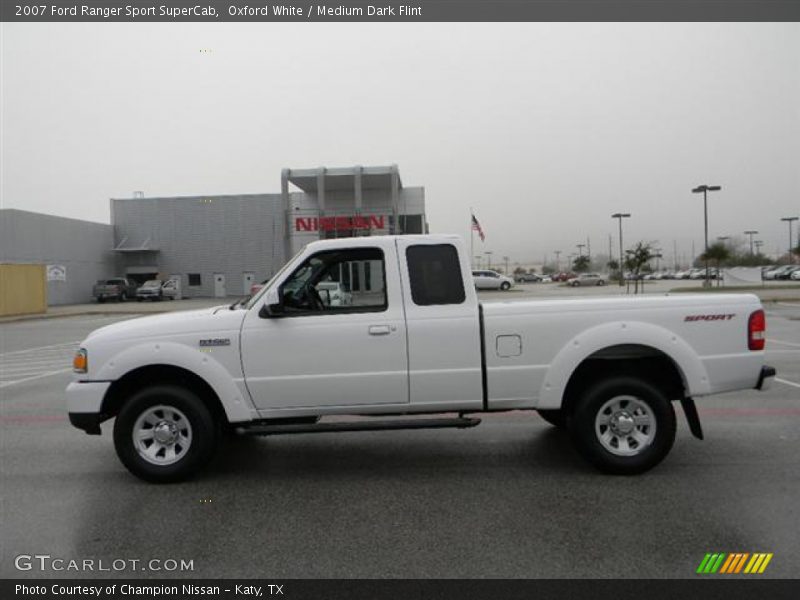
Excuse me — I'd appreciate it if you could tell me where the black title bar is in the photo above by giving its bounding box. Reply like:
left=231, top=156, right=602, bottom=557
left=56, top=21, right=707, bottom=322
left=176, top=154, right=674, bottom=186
left=3, top=0, right=800, bottom=22
left=3, top=579, right=800, bottom=600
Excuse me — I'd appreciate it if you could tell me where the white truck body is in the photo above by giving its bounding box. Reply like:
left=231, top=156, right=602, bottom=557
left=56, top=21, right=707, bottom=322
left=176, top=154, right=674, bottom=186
left=66, top=235, right=774, bottom=481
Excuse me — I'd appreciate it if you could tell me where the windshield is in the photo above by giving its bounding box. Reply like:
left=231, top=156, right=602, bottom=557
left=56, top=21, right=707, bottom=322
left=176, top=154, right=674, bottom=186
left=243, top=247, right=306, bottom=310
left=142, top=280, right=161, bottom=287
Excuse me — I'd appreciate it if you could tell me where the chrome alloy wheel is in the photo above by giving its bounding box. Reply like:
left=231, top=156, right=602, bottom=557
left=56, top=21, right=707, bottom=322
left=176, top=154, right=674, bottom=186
left=594, top=395, right=656, bottom=457
left=132, top=405, right=193, bottom=466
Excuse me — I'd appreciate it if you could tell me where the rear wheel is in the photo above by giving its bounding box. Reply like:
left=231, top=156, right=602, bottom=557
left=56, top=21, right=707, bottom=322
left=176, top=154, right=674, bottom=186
left=597, top=280, right=606, bottom=286
left=119, top=292, right=127, bottom=302
left=500, top=281, right=511, bottom=291
left=569, top=376, right=676, bottom=475
left=113, top=385, right=218, bottom=483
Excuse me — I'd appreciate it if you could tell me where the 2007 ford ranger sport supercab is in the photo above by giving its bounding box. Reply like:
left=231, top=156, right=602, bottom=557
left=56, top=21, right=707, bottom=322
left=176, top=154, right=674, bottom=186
left=67, top=235, right=776, bottom=482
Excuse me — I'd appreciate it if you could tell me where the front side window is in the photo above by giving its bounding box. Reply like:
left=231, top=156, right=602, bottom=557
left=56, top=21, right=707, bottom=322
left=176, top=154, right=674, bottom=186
left=280, top=248, right=386, bottom=314
left=406, top=244, right=466, bottom=306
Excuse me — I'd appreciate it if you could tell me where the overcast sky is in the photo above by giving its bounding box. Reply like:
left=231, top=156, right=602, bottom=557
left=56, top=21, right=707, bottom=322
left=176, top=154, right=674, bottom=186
left=2, top=23, right=798, bottom=265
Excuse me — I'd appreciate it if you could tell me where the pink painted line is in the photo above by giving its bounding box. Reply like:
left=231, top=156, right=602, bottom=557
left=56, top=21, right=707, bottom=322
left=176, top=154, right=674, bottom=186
left=0, top=414, right=68, bottom=423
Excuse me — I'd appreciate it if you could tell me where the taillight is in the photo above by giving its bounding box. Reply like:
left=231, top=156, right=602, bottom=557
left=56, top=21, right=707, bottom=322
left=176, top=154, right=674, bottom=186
left=748, top=309, right=766, bottom=351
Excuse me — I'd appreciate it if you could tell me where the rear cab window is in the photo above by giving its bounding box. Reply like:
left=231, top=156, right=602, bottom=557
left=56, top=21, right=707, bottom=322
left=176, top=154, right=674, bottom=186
left=406, top=244, right=466, bottom=306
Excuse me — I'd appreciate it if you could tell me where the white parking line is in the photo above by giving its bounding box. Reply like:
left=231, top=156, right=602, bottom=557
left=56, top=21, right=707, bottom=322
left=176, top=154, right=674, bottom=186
left=776, top=378, right=800, bottom=390
left=0, top=341, right=80, bottom=356
left=0, top=368, right=72, bottom=389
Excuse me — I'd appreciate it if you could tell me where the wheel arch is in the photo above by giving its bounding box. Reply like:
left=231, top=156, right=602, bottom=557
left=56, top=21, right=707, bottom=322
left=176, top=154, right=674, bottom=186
left=537, top=321, right=711, bottom=410
left=102, top=364, right=229, bottom=425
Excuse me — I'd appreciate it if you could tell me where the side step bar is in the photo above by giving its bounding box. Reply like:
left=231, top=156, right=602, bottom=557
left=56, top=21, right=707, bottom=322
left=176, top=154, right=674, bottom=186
left=238, top=416, right=482, bottom=437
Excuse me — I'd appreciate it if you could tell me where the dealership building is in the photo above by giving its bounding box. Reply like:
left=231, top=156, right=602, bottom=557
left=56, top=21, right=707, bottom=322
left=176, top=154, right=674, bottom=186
left=1, top=165, right=427, bottom=305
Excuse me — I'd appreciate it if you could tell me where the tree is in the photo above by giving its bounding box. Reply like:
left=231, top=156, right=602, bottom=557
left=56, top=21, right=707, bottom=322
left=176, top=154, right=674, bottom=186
left=624, top=241, right=657, bottom=294
left=573, top=255, right=591, bottom=273
left=701, top=242, right=731, bottom=287
left=513, top=266, right=527, bottom=276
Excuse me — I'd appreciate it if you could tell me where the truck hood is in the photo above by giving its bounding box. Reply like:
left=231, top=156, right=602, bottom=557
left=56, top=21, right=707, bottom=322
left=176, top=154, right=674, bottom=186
left=85, top=306, right=246, bottom=344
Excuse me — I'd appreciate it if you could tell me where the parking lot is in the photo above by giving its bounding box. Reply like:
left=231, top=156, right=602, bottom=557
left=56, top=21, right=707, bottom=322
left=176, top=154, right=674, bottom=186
left=1, top=294, right=799, bottom=578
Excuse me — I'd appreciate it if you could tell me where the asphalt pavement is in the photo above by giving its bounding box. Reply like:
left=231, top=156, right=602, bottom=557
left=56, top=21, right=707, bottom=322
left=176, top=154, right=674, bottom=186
left=1, top=301, right=799, bottom=579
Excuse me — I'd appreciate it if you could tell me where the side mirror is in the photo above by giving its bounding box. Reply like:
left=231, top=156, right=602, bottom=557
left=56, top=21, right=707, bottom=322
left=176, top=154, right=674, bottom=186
left=259, top=287, right=284, bottom=318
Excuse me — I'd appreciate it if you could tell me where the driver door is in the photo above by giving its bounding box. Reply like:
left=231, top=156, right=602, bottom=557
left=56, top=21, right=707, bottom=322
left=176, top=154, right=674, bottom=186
left=240, top=245, right=409, bottom=411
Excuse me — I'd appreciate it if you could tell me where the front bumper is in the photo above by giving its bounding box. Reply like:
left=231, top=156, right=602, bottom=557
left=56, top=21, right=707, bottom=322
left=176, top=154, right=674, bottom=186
left=755, top=365, right=776, bottom=391
left=66, top=381, right=111, bottom=435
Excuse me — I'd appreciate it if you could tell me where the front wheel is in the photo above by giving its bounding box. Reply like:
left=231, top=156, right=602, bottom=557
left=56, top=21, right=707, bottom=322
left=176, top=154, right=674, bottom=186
left=119, top=292, right=127, bottom=302
left=500, top=282, right=511, bottom=291
left=113, top=385, right=218, bottom=483
left=569, top=376, right=676, bottom=475
left=597, top=280, right=606, bottom=286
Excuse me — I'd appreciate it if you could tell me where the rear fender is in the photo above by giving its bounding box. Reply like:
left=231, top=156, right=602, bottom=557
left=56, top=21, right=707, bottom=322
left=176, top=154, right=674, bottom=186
left=537, top=321, right=710, bottom=409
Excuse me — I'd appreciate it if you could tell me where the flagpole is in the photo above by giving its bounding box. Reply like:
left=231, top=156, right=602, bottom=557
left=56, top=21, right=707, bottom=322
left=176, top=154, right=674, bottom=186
left=470, top=207, right=474, bottom=269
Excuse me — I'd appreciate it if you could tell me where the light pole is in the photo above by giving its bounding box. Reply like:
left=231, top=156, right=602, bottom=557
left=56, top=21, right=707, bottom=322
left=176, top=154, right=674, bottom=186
left=692, top=184, right=722, bottom=287
left=754, top=240, right=764, bottom=256
left=554, top=250, right=561, bottom=273
left=780, top=217, right=798, bottom=264
left=503, top=255, right=509, bottom=275
left=474, top=256, right=482, bottom=270
left=611, top=213, right=631, bottom=286
left=744, top=230, right=758, bottom=256
left=576, top=244, right=585, bottom=257
left=484, top=251, right=493, bottom=270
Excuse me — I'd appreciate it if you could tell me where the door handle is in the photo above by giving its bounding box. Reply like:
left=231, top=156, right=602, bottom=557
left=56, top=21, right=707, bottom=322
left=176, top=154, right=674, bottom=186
left=368, top=325, right=391, bottom=336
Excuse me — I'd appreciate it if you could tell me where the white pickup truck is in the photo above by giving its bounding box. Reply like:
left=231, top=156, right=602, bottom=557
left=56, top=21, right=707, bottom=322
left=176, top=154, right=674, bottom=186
left=67, top=235, right=775, bottom=482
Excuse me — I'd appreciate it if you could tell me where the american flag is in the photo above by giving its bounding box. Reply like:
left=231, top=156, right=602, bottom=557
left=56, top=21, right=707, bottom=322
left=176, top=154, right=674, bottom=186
left=471, top=213, right=485, bottom=242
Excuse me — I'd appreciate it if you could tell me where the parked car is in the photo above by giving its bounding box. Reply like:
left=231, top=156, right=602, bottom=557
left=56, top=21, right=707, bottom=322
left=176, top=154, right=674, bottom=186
left=472, top=270, right=514, bottom=290
left=567, top=273, right=606, bottom=287
left=763, top=265, right=795, bottom=280
left=67, top=234, right=775, bottom=482
left=160, top=279, right=179, bottom=300
left=250, top=279, right=269, bottom=296
left=136, top=280, right=165, bottom=301
left=515, top=273, right=542, bottom=283
left=552, top=271, right=576, bottom=282
left=135, top=279, right=178, bottom=301
left=777, top=266, right=800, bottom=280
left=315, top=281, right=351, bottom=306
left=92, top=278, right=137, bottom=303
left=791, top=269, right=800, bottom=281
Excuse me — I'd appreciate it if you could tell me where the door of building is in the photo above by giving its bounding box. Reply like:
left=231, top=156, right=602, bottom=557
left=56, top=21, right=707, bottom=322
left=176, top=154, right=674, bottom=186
left=213, top=273, right=226, bottom=297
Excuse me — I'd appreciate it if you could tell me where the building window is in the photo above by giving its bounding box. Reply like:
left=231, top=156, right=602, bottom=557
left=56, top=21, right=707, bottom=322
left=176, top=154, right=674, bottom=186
left=406, top=244, right=466, bottom=306
left=188, top=274, right=202, bottom=286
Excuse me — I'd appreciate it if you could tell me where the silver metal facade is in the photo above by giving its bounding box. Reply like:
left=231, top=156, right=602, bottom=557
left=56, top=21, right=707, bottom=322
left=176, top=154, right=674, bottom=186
left=0, top=209, right=116, bottom=305
left=111, top=194, right=287, bottom=298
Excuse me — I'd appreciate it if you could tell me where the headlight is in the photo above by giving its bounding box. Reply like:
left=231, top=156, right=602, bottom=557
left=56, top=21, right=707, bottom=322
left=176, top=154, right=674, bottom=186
left=73, top=348, right=88, bottom=373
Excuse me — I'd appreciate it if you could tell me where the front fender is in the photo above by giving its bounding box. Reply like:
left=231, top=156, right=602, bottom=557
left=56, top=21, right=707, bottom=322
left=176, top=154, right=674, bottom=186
left=537, top=320, right=711, bottom=409
left=92, top=341, right=254, bottom=422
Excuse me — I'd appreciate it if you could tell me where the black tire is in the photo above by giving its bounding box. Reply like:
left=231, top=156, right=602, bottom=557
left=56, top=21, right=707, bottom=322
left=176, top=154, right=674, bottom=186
left=137, top=297, right=143, bottom=302
left=119, top=293, right=127, bottom=302
left=97, top=297, right=105, bottom=304
left=572, top=281, right=580, bottom=287
left=537, top=408, right=568, bottom=429
left=569, top=376, right=676, bottom=475
left=113, top=385, right=218, bottom=483
left=500, top=282, right=511, bottom=291
left=597, top=280, right=606, bottom=286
